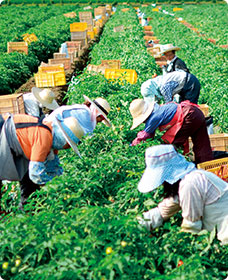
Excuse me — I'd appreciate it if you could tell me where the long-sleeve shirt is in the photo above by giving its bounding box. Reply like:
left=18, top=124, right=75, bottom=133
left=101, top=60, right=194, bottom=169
left=153, top=71, right=187, bottom=102
left=131, top=103, right=177, bottom=146
left=162, top=56, right=190, bottom=74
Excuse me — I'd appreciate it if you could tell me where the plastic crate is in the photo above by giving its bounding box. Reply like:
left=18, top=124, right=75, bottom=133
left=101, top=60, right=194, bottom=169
left=197, top=157, right=228, bottom=182
left=199, top=104, right=209, bottom=117
left=38, top=64, right=65, bottom=74
left=0, top=93, right=25, bottom=114
left=87, top=31, right=95, bottom=40
left=70, top=38, right=87, bottom=47
left=70, top=31, right=87, bottom=40
left=144, top=31, right=154, bottom=36
left=64, top=12, right=76, bottom=18
left=70, top=22, right=88, bottom=32
left=209, top=134, right=228, bottom=152
left=173, top=7, right=184, bottom=11
left=22, top=33, right=38, bottom=44
left=152, top=8, right=159, bottom=12
left=48, top=58, right=71, bottom=70
left=143, top=26, right=152, bottom=31
left=144, top=36, right=158, bottom=41
left=53, top=53, right=67, bottom=59
left=87, top=64, right=107, bottom=75
left=101, top=60, right=121, bottom=69
left=79, top=11, right=92, bottom=20
left=7, top=42, right=28, bottom=54
left=94, top=7, right=106, bottom=17
left=65, top=41, right=82, bottom=50
left=121, top=8, right=129, bottom=12
left=104, top=69, right=137, bottom=84
left=35, top=71, right=66, bottom=87
left=93, top=27, right=99, bottom=35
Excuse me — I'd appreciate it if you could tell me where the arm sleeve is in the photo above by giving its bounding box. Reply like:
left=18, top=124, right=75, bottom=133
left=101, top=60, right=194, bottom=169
left=175, top=60, right=189, bottom=73
left=29, top=159, right=62, bottom=185
left=138, top=207, right=164, bottom=231
left=158, top=196, right=181, bottom=220
left=131, top=130, right=155, bottom=146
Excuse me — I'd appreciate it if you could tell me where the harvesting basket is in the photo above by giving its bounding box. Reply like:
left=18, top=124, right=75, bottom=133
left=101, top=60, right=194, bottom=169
left=7, top=42, right=28, bottom=54
left=197, top=157, right=228, bottom=182
left=70, top=22, right=88, bottom=32
left=104, top=69, right=137, bottom=84
left=0, top=93, right=25, bottom=114
left=101, top=60, right=121, bottom=69
left=198, top=104, right=209, bottom=117
left=48, top=58, right=71, bottom=70
left=143, top=26, right=152, bottom=31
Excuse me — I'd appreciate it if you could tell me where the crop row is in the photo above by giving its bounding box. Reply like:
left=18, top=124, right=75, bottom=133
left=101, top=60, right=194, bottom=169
left=141, top=5, right=228, bottom=132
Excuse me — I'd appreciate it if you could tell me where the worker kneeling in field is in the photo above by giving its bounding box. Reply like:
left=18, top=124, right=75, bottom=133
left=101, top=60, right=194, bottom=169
left=129, top=99, right=213, bottom=164
left=137, top=145, right=228, bottom=245
left=0, top=112, right=84, bottom=210
left=141, top=71, right=200, bottom=104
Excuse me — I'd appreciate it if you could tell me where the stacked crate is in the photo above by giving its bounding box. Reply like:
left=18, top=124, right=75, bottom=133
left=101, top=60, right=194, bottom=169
left=34, top=65, right=66, bottom=87
left=79, top=11, right=93, bottom=26
left=0, top=93, right=25, bottom=114
left=70, top=22, right=88, bottom=47
left=7, top=42, right=28, bottom=54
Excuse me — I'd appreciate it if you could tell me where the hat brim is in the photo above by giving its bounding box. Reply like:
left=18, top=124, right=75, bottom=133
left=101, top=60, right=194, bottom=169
left=159, top=47, right=181, bottom=55
left=32, top=87, right=60, bottom=110
left=83, top=95, right=111, bottom=127
left=130, top=102, right=154, bottom=130
left=55, top=118, right=81, bottom=158
left=138, top=166, right=164, bottom=193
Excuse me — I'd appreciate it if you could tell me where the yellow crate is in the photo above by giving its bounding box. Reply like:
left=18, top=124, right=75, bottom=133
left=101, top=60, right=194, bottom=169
left=0, top=93, right=25, bottom=114
left=144, top=35, right=157, bottom=41
left=104, top=69, right=137, bottom=84
left=38, top=64, right=65, bottom=73
left=152, top=8, right=159, bottom=12
left=101, top=60, right=121, bottom=69
left=199, top=104, right=209, bottom=117
left=35, top=71, right=66, bottom=87
left=93, top=27, right=99, bottom=35
left=87, top=31, right=95, bottom=40
left=197, top=157, right=228, bottom=182
left=23, top=33, right=38, bottom=44
left=173, top=7, right=184, bottom=11
left=7, top=42, right=28, bottom=54
left=70, top=22, right=88, bottom=32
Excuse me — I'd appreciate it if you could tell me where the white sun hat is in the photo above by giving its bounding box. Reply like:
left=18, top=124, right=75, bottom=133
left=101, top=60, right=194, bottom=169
left=55, top=116, right=85, bottom=158
left=129, top=99, right=155, bottom=130
left=83, top=95, right=111, bottom=127
left=159, top=44, right=181, bottom=55
left=138, top=145, right=196, bottom=193
left=32, top=87, right=59, bottom=110
left=141, top=79, right=162, bottom=105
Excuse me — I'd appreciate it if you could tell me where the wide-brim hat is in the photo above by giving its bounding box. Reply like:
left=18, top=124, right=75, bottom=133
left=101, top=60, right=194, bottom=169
left=32, top=87, right=59, bottom=110
left=159, top=44, right=181, bottom=55
left=141, top=79, right=161, bottom=105
left=129, top=99, right=155, bottom=130
left=55, top=116, right=84, bottom=158
left=83, top=95, right=111, bottom=127
left=138, top=145, right=196, bottom=193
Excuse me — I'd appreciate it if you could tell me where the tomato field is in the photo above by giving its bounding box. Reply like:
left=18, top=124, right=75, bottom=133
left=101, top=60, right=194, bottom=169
left=0, top=2, right=228, bottom=280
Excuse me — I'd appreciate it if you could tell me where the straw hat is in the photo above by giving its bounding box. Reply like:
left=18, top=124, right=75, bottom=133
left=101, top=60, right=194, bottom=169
left=32, top=87, right=59, bottom=110
left=138, top=145, right=196, bottom=193
left=159, top=44, right=181, bottom=55
left=55, top=116, right=85, bottom=157
left=83, top=95, right=111, bottom=127
left=129, top=99, right=155, bottom=130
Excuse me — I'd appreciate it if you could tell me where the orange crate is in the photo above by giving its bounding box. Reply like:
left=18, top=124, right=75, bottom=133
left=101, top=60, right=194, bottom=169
left=101, top=60, right=121, bottom=69
left=53, top=53, right=67, bottom=59
left=144, top=36, right=158, bottom=41
left=199, top=104, right=209, bottom=117
left=144, top=31, right=154, bottom=36
left=64, top=12, right=76, bottom=18
left=94, top=7, right=106, bottom=17
left=79, top=11, right=93, bottom=25
left=66, top=41, right=82, bottom=50
left=70, top=22, right=88, bottom=32
left=143, top=26, right=152, bottom=31
left=197, top=157, right=228, bottom=182
left=121, top=8, right=129, bottom=12
left=209, top=134, right=228, bottom=152
left=104, top=69, right=137, bottom=84
left=0, top=93, right=25, bottom=114
left=70, top=38, right=87, bottom=47
left=48, top=58, right=71, bottom=70
left=7, top=42, right=28, bottom=54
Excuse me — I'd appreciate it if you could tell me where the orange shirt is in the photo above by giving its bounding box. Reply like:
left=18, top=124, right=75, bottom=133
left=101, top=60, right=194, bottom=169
left=12, top=114, right=53, bottom=162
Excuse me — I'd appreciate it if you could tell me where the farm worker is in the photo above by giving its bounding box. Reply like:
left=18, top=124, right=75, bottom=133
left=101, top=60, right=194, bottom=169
left=0, top=112, right=84, bottom=210
left=137, top=145, right=228, bottom=245
left=45, top=95, right=111, bottom=135
left=23, top=87, right=59, bottom=118
left=141, top=71, right=200, bottom=105
left=159, top=44, right=190, bottom=74
left=129, top=99, right=213, bottom=164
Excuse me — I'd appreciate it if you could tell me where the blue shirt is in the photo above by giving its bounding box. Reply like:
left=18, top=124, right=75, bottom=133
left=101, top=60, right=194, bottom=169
left=144, top=103, right=177, bottom=134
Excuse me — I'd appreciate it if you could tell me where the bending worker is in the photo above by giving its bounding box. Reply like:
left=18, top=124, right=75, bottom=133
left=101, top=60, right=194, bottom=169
left=141, top=71, right=200, bottom=104
left=137, top=145, right=228, bottom=245
left=129, top=99, right=213, bottom=164
left=159, top=44, right=190, bottom=74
